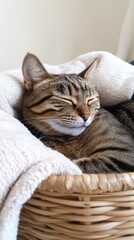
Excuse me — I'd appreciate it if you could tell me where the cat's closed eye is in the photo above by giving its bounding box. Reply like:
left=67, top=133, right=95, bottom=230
left=87, top=97, right=98, bottom=105
left=61, top=97, right=74, bottom=106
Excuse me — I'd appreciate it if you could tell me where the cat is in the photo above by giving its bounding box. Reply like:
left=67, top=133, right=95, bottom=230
left=22, top=53, right=134, bottom=174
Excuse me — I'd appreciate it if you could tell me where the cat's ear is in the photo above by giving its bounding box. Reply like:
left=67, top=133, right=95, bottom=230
left=79, top=59, right=98, bottom=78
left=22, top=53, right=52, bottom=91
left=78, top=65, right=91, bottom=78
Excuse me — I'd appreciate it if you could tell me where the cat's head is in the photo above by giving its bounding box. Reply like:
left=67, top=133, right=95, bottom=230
left=22, top=53, right=100, bottom=136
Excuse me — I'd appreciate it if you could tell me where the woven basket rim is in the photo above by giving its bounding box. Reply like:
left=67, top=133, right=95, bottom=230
left=38, top=172, right=134, bottom=194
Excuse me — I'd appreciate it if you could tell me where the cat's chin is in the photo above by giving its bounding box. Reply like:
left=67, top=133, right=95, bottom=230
left=48, top=120, right=87, bottom=136
left=57, top=126, right=86, bottom=136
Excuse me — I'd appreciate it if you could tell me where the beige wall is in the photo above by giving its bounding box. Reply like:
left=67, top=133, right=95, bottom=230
left=0, top=0, right=130, bottom=71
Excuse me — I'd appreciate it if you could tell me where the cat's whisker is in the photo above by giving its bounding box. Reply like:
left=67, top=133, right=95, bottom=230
left=24, top=120, right=52, bottom=137
left=38, top=126, right=53, bottom=137
left=22, top=116, right=60, bottom=122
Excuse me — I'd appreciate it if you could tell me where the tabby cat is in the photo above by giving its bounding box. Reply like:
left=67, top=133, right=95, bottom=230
left=22, top=53, right=134, bottom=174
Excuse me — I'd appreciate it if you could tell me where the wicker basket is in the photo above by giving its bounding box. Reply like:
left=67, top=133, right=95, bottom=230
left=18, top=173, right=134, bottom=240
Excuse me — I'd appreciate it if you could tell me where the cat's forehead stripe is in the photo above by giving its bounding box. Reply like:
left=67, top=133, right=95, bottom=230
left=36, top=75, right=80, bottom=93
left=34, top=75, right=95, bottom=101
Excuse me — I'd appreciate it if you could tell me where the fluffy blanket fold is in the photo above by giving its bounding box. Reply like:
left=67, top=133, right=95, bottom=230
left=0, top=51, right=134, bottom=240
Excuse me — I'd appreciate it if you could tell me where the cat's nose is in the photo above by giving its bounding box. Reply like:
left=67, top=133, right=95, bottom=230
left=80, top=113, right=89, bottom=121
left=77, top=105, right=89, bottom=122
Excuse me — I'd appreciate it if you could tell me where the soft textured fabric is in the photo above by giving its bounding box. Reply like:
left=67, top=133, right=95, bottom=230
left=0, top=110, right=82, bottom=240
left=46, top=51, right=134, bottom=106
left=0, top=51, right=134, bottom=240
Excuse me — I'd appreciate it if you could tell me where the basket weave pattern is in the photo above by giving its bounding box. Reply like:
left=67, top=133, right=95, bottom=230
left=18, top=173, right=134, bottom=240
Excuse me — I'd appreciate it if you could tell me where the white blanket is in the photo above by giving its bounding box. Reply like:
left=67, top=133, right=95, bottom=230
left=0, top=51, right=134, bottom=240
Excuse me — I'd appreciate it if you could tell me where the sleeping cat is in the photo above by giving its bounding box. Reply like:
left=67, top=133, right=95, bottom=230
left=22, top=53, right=134, bottom=174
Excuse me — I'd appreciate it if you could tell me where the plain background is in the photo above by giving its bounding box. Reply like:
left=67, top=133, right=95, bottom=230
left=0, top=0, right=133, bottom=71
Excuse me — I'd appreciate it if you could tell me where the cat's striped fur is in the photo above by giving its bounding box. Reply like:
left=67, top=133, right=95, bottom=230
left=22, top=53, right=134, bottom=174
